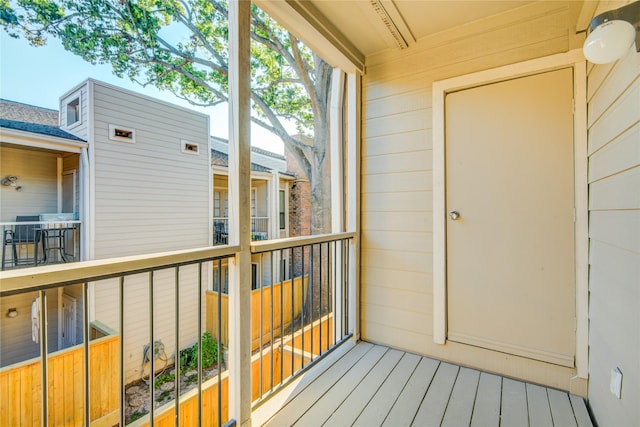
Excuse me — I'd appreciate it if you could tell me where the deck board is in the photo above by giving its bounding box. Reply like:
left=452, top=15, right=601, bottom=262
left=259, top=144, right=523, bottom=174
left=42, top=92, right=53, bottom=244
left=264, top=342, right=373, bottom=426
left=381, top=357, right=439, bottom=426
left=258, top=342, right=594, bottom=427
left=411, top=362, right=459, bottom=426
left=527, top=383, right=553, bottom=427
left=441, top=367, right=480, bottom=427
left=353, top=352, right=421, bottom=426
left=570, top=394, right=593, bottom=427
left=548, top=388, right=578, bottom=427
left=470, top=372, right=501, bottom=427
left=294, top=345, right=388, bottom=426
left=323, top=348, right=404, bottom=426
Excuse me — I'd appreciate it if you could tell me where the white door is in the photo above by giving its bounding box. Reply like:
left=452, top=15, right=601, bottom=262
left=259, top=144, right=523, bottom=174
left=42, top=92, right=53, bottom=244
left=445, top=68, right=576, bottom=367
left=62, top=170, right=76, bottom=213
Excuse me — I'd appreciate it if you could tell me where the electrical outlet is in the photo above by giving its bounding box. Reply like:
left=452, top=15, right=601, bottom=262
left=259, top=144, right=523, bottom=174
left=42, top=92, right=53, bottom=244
left=610, top=367, right=623, bottom=399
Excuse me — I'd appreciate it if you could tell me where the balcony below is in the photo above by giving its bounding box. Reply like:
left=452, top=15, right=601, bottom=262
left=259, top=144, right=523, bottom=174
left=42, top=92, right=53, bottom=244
left=1, top=218, right=80, bottom=271
left=253, top=341, right=594, bottom=427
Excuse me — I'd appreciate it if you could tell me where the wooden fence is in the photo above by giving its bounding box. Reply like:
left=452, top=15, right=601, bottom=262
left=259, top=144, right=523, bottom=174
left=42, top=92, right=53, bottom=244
left=0, top=334, right=119, bottom=427
left=206, top=276, right=308, bottom=351
left=135, top=316, right=335, bottom=425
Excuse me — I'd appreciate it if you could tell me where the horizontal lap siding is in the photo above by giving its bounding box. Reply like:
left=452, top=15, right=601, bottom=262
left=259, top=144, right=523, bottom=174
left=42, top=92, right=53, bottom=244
left=90, top=82, right=211, bottom=383
left=586, top=3, right=640, bottom=421
left=92, top=86, right=210, bottom=257
left=361, top=0, right=582, bottom=379
left=0, top=147, right=58, bottom=222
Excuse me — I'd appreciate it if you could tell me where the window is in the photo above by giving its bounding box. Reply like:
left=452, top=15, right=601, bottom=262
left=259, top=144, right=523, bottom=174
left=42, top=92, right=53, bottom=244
left=214, top=191, right=228, bottom=218
left=108, top=124, right=136, bottom=143
left=251, top=188, right=257, bottom=218
left=279, top=190, right=286, bottom=230
left=66, top=97, right=80, bottom=127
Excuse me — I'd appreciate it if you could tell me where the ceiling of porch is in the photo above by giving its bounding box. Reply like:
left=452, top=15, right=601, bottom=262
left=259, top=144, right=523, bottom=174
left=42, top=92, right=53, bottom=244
left=256, top=0, right=597, bottom=71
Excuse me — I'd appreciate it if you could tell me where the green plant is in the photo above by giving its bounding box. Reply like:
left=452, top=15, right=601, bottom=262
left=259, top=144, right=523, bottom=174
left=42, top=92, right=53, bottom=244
left=179, top=332, right=223, bottom=374
left=154, top=371, right=175, bottom=390
left=158, top=390, right=173, bottom=402
left=129, top=410, right=147, bottom=423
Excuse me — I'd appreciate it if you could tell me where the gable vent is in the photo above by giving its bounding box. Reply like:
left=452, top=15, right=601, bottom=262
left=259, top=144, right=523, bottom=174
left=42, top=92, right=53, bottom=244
left=181, top=140, right=200, bottom=155
left=108, top=124, right=136, bottom=143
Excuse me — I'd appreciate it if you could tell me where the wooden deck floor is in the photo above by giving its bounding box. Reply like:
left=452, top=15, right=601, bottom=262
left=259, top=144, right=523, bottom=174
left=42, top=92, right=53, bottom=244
left=253, top=341, right=593, bottom=427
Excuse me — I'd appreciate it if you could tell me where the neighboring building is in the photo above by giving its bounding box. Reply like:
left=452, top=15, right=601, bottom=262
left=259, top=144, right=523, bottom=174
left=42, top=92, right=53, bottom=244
left=208, top=136, right=296, bottom=290
left=1, top=80, right=211, bottom=382
left=0, top=79, right=300, bottom=382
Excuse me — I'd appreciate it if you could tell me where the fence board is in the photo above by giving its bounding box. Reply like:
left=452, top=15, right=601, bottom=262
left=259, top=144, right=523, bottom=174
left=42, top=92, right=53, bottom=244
left=206, top=276, right=308, bottom=351
left=0, top=334, right=119, bottom=426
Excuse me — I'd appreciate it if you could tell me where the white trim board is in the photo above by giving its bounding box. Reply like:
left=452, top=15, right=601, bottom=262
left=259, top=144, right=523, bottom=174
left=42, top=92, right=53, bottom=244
left=432, top=49, right=588, bottom=379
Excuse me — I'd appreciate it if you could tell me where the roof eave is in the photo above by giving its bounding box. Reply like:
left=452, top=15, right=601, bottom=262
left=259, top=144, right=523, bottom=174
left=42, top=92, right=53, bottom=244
left=0, top=127, right=88, bottom=153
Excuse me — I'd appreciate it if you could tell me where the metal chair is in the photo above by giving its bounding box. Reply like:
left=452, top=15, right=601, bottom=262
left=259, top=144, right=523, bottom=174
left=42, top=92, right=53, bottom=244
left=2, top=215, right=45, bottom=269
left=214, top=220, right=228, bottom=245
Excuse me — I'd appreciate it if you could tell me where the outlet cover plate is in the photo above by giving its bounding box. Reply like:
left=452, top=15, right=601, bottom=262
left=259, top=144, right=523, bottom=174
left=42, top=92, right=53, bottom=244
left=610, top=367, right=622, bottom=399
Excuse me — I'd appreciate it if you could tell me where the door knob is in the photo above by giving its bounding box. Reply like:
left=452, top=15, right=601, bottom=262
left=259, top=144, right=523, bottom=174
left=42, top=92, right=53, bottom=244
left=449, top=211, right=460, bottom=220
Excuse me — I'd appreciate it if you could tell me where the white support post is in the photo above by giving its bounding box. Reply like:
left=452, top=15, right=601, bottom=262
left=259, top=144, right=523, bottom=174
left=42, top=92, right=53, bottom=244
left=330, top=68, right=345, bottom=234
left=346, top=72, right=361, bottom=340
left=57, top=157, right=63, bottom=212
left=227, top=1, right=252, bottom=426
left=330, top=69, right=346, bottom=337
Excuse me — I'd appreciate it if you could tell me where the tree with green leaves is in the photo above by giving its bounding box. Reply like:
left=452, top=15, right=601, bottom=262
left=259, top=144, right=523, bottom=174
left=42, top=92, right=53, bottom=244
left=2, top=0, right=334, bottom=233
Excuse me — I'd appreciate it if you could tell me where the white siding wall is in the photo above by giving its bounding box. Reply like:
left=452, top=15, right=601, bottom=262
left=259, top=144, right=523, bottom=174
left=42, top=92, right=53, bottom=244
left=0, top=291, right=40, bottom=366
left=361, top=1, right=585, bottom=391
left=0, top=147, right=58, bottom=222
left=0, top=290, right=67, bottom=367
left=586, top=2, right=640, bottom=424
left=88, top=82, right=211, bottom=382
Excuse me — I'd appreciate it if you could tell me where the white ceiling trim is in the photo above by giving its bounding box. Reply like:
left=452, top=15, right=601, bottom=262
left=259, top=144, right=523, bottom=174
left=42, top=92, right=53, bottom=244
left=254, top=0, right=365, bottom=73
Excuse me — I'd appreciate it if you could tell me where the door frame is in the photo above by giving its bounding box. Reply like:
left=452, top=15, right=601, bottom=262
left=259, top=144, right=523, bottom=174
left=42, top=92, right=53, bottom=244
left=432, top=49, right=588, bottom=378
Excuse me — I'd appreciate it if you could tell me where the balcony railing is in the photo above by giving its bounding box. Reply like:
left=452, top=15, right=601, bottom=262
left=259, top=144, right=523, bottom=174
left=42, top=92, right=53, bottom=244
left=249, top=233, right=354, bottom=404
left=1, top=220, right=81, bottom=271
left=0, top=232, right=355, bottom=426
left=213, top=217, right=269, bottom=245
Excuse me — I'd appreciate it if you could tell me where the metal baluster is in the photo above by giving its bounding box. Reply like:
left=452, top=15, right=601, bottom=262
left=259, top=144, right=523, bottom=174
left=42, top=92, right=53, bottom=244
left=259, top=252, right=264, bottom=400
left=319, top=243, right=323, bottom=356
left=345, top=240, right=350, bottom=336
left=333, top=240, right=337, bottom=347
left=81, top=285, right=89, bottom=427
left=270, top=251, right=274, bottom=392
left=119, top=277, right=126, bottom=427
left=38, top=290, right=48, bottom=426
left=309, top=243, right=314, bottom=361
left=217, top=259, right=223, bottom=426
left=149, top=271, right=155, bottom=427
left=300, top=246, right=305, bottom=369
left=290, top=246, right=294, bottom=376
left=197, top=263, right=203, bottom=426
left=279, top=248, right=284, bottom=384
left=174, top=267, right=180, bottom=426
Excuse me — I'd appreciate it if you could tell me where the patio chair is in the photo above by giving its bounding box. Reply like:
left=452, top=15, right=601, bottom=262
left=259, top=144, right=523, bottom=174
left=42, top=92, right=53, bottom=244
left=214, top=221, right=228, bottom=245
left=1, top=215, right=45, bottom=269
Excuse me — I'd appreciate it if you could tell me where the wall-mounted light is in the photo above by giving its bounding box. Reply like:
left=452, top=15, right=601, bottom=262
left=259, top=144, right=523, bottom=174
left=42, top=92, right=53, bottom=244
left=583, top=1, right=640, bottom=64
left=1, top=175, right=23, bottom=192
left=6, top=308, right=18, bottom=318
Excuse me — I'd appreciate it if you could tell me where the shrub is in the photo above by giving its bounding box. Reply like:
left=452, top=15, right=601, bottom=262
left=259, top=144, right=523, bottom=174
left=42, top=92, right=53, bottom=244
left=179, top=332, right=223, bottom=374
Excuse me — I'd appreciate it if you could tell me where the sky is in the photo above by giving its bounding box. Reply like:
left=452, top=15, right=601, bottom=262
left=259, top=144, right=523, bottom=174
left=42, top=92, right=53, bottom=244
left=0, top=32, right=286, bottom=154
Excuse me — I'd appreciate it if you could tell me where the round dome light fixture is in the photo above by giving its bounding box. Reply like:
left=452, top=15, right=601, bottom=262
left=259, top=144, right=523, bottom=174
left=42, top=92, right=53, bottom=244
left=584, top=20, right=635, bottom=64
